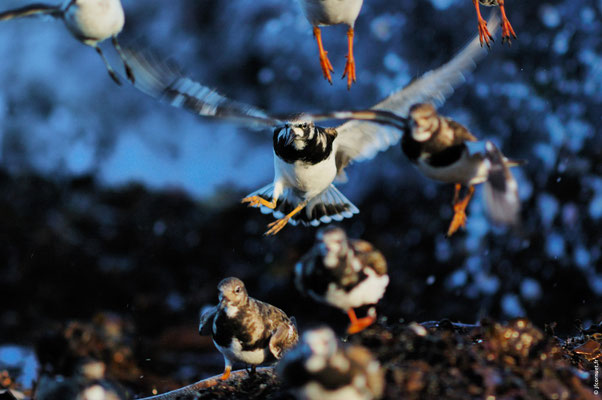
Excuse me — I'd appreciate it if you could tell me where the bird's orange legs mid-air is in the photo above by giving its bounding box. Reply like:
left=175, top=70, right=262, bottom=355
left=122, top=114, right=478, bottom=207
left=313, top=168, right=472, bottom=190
left=473, top=0, right=517, bottom=47
left=447, top=184, right=475, bottom=237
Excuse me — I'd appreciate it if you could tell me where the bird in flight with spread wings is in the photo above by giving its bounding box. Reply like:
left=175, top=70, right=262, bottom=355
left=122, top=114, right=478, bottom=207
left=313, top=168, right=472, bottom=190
left=122, top=14, right=498, bottom=236
left=0, top=0, right=134, bottom=85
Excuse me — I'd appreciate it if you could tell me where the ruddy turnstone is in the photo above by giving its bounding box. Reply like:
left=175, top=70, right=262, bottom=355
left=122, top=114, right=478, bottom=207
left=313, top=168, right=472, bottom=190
left=473, top=0, right=516, bottom=46
left=277, top=326, right=384, bottom=400
left=295, top=226, right=388, bottom=334
left=297, top=0, right=364, bottom=89
left=0, top=0, right=134, bottom=85
left=401, top=102, right=522, bottom=236
left=121, top=15, right=497, bottom=235
left=198, top=277, right=299, bottom=381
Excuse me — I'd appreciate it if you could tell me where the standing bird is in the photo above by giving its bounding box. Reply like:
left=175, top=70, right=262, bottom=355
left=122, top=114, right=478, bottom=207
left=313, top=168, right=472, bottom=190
left=277, top=326, right=385, bottom=400
left=297, top=0, right=364, bottom=89
left=295, top=226, right=389, bottom=335
left=401, top=103, right=521, bottom=236
left=198, top=277, right=299, bottom=381
left=473, top=0, right=516, bottom=46
left=0, top=0, right=134, bottom=85
left=121, top=13, right=498, bottom=235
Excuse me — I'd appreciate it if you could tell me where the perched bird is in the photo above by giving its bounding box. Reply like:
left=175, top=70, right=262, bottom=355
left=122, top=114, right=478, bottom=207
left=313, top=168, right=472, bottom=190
left=401, top=102, right=522, bottom=236
left=295, top=226, right=388, bottom=334
left=122, top=13, right=498, bottom=235
left=198, top=277, right=299, bottom=381
left=473, top=0, right=516, bottom=46
left=277, top=326, right=385, bottom=400
left=0, top=0, right=134, bottom=85
left=297, top=0, right=364, bottom=89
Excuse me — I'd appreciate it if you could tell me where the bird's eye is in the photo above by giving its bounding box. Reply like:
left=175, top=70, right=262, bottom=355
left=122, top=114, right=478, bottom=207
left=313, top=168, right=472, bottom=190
left=234, top=286, right=241, bottom=293
left=301, top=123, right=308, bottom=129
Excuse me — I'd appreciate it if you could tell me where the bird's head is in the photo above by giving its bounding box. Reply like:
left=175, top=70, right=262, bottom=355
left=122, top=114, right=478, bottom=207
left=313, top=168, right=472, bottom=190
left=409, top=103, right=440, bottom=142
left=280, top=122, right=318, bottom=150
left=217, top=277, right=248, bottom=307
left=303, top=327, right=339, bottom=358
left=317, top=226, right=350, bottom=268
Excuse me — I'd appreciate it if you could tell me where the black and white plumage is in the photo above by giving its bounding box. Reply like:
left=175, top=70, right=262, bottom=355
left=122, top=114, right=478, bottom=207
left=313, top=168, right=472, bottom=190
left=0, top=0, right=134, bottom=85
left=122, top=14, right=498, bottom=235
left=198, top=277, right=299, bottom=381
left=295, top=226, right=388, bottom=334
left=297, top=0, right=364, bottom=89
left=277, top=326, right=385, bottom=400
left=473, top=0, right=516, bottom=46
left=401, top=102, right=521, bottom=236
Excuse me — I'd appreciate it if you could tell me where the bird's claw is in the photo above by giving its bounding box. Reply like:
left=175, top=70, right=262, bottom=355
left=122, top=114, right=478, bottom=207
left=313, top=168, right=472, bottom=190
left=342, top=57, right=356, bottom=90
left=447, top=208, right=468, bottom=237
left=319, top=52, right=334, bottom=84
left=501, top=18, right=517, bottom=45
left=477, top=17, right=494, bottom=48
left=241, top=195, right=276, bottom=209
left=347, top=315, right=376, bottom=335
left=265, top=217, right=290, bottom=236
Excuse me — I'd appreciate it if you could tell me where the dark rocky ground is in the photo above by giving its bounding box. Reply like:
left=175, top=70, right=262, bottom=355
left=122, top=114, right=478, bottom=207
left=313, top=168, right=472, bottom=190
left=0, top=168, right=600, bottom=399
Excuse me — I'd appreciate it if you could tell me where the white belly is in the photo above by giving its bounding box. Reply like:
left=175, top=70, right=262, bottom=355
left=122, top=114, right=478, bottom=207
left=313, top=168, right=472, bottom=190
left=299, top=0, right=363, bottom=26
left=214, top=339, right=269, bottom=366
left=322, top=268, right=389, bottom=311
left=274, top=152, right=337, bottom=199
left=417, top=153, right=490, bottom=186
left=63, top=0, right=125, bottom=43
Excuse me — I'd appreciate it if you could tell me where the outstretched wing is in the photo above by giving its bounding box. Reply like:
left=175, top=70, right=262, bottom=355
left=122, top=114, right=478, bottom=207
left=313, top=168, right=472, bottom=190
left=333, top=12, right=500, bottom=169
left=122, top=47, right=284, bottom=129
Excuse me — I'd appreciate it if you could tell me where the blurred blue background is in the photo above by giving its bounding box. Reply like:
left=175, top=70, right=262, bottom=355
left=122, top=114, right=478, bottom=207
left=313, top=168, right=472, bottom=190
left=0, top=0, right=601, bottom=392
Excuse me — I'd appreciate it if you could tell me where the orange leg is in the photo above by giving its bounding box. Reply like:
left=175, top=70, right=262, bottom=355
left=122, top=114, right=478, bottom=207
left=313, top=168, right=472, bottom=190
left=342, top=27, right=356, bottom=90
left=447, top=184, right=475, bottom=237
left=346, top=308, right=376, bottom=335
left=473, top=0, right=494, bottom=47
left=264, top=200, right=308, bottom=236
left=241, top=195, right=277, bottom=209
left=313, top=26, right=334, bottom=84
left=219, top=365, right=232, bottom=381
left=498, top=0, right=517, bottom=44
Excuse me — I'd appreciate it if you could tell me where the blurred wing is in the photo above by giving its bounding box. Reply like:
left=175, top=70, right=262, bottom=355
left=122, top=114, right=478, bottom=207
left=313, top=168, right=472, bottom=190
left=122, top=47, right=283, bottom=129
left=198, top=304, right=218, bottom=336
left=334, top=12, right=500, bottom=165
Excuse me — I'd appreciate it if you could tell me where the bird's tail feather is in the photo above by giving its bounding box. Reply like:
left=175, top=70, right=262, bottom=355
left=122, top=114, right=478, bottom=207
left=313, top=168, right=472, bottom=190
left=0, top=4, right=61, bottom=21
left=245, top=184, right=359, bottom=226
left=484, top=141, right=521, bottom=226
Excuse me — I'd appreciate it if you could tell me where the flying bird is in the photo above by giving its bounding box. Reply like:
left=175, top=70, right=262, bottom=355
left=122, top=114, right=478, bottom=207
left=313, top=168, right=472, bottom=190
left=401, top=103, right=522, bottom=236
left=122, top=13, right=498, bottom=235
left=473, top=0, right=516, bottom=46
left=277, top=326, right=385, bottom=400
left=198, top=277, right=299, bottom=381
left=0, top=0, right=134, bottom=85
left=295, top=226, right=389, bottom=335
left=297, top=0, right=364, bottom=89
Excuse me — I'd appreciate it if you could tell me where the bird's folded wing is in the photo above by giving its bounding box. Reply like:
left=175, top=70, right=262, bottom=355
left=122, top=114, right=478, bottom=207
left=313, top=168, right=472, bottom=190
left=333, top=11, right=500, bottom=165
left=122, top=46, right=283, bottom=129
